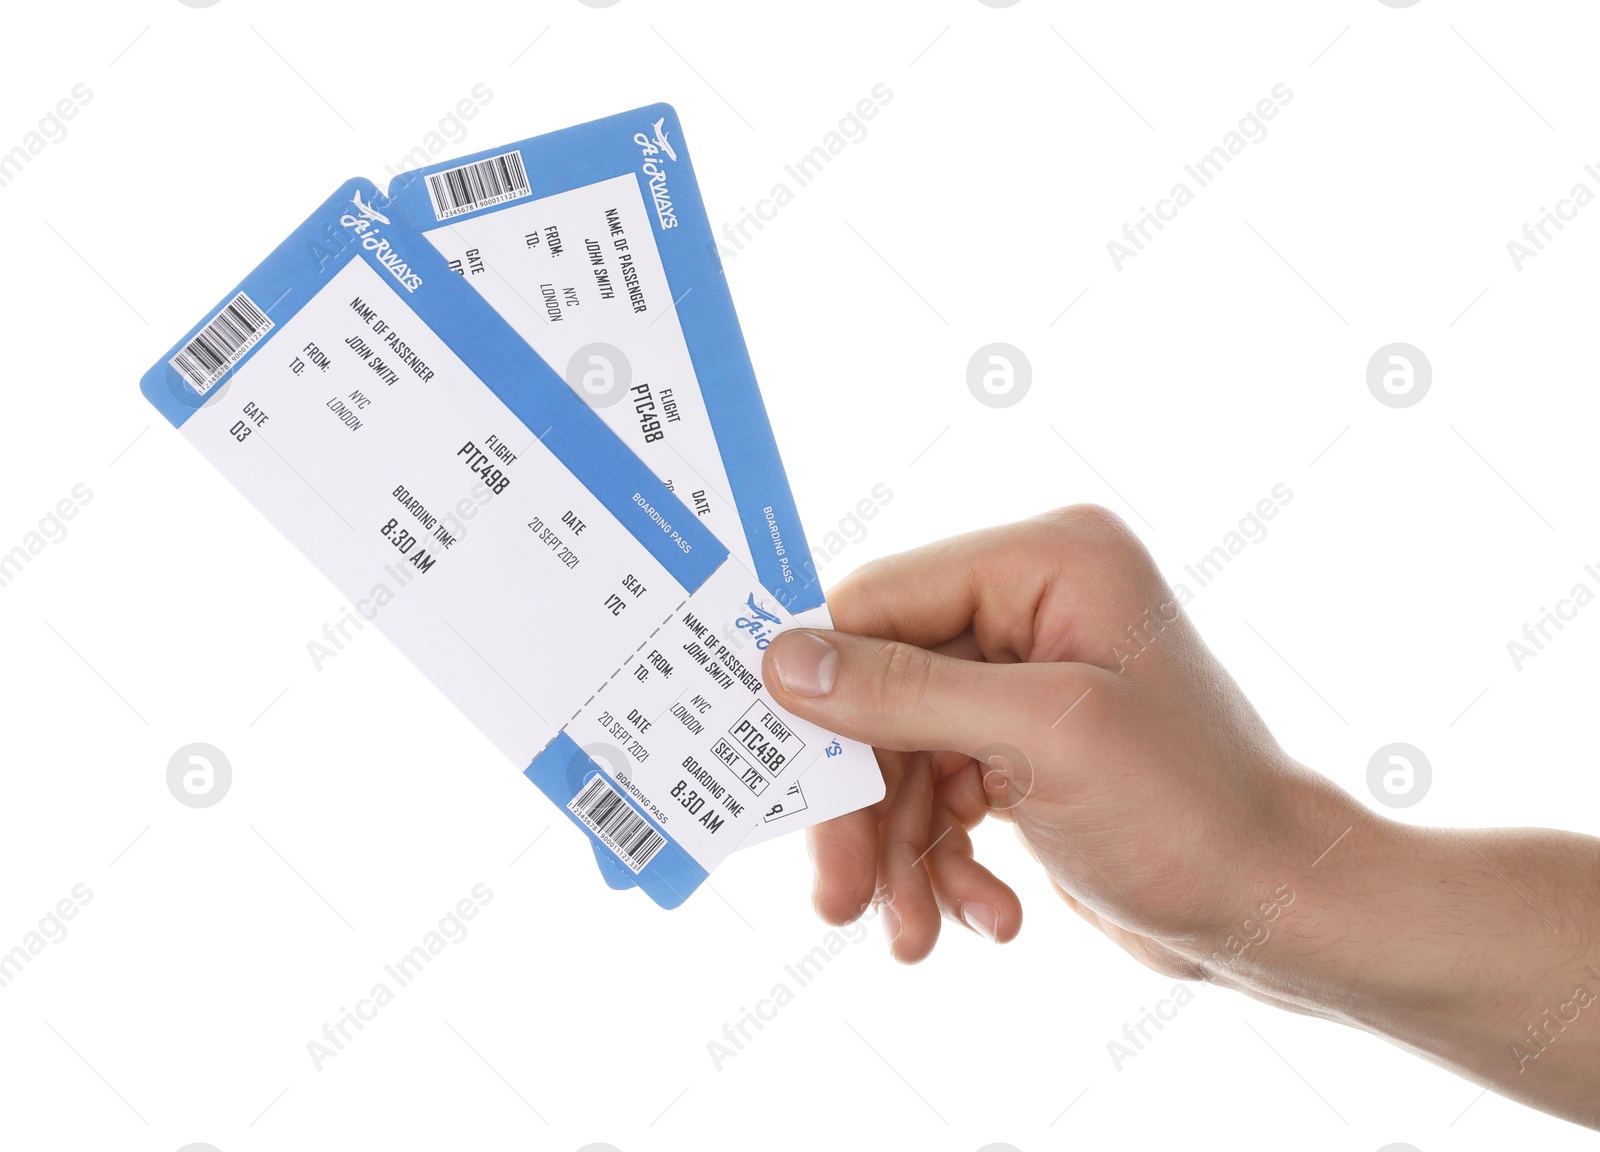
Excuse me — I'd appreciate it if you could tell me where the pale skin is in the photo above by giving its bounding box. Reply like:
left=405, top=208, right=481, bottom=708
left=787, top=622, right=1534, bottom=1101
left=760, top=506, right=1600, bottom=1130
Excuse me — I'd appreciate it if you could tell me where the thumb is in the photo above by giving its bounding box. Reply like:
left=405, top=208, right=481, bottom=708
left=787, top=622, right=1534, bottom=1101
left=762, top=628, right=1084, bottom=757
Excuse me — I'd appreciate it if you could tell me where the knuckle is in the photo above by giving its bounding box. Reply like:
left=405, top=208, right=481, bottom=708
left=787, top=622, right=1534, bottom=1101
left=1040, top=504, right=1160, bottom=587
left=874, top=640, right=938, bottom=711
left=1048, top=503, right=1137, bottom=549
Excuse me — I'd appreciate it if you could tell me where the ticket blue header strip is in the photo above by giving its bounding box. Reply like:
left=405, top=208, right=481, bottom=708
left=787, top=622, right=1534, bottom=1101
left=387, top=104, right=824, bottom=614
left=139, top=177, right=726, bottom=590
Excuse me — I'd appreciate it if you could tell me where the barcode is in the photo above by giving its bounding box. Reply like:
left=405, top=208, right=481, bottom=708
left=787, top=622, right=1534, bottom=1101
left=425, top=151, right=531, bottom=221
left=169, top=291, right=272, bottom=396
left=567, top=775, right=666, bottom=873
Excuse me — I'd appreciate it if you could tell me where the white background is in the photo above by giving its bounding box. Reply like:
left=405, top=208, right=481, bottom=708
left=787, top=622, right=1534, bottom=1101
left=1, top=1, right=1596, bottom=1148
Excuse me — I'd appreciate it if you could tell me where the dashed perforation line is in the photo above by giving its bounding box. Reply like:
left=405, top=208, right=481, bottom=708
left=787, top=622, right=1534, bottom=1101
left=563, top=596, right=689, bottom=725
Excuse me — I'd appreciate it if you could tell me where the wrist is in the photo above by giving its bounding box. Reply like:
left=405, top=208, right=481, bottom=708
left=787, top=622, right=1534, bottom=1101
left=1227, top=796, right=1424, bottom=1021
left=1190, top=768, right=1427, bottom=1024
left=1203, top=777, right=1600, bottom=1052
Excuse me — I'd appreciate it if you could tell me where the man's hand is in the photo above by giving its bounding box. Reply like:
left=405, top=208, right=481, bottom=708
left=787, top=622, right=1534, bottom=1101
left=762, top=505, right=1344, bottom=969
left=762, top=506, right=1600, bottom=1129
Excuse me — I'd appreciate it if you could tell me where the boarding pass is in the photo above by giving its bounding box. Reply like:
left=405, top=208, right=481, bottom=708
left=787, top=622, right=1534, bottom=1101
left=139, top=178, right=876, bottom=909
left=386, top=105, right=885, bottom=877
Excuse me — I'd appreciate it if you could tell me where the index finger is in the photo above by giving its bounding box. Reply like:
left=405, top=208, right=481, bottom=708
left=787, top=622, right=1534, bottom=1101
left=824, top=505, right=1164, bottom=668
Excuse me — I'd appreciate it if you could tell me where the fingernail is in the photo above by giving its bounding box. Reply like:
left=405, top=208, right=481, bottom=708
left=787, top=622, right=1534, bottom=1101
left=772, top=630, right=837, bottom=697
left=960, top=902, right=999, bottom=941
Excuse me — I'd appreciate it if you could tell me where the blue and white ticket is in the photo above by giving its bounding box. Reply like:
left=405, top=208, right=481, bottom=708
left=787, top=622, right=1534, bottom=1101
left=139, top=178, right=877, bottom=909
left=386, top=105, right=885, bottom=864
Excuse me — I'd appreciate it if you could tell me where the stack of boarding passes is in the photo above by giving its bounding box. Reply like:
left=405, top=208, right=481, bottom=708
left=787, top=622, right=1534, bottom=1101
left=140, top=105, right=883, bottom=909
